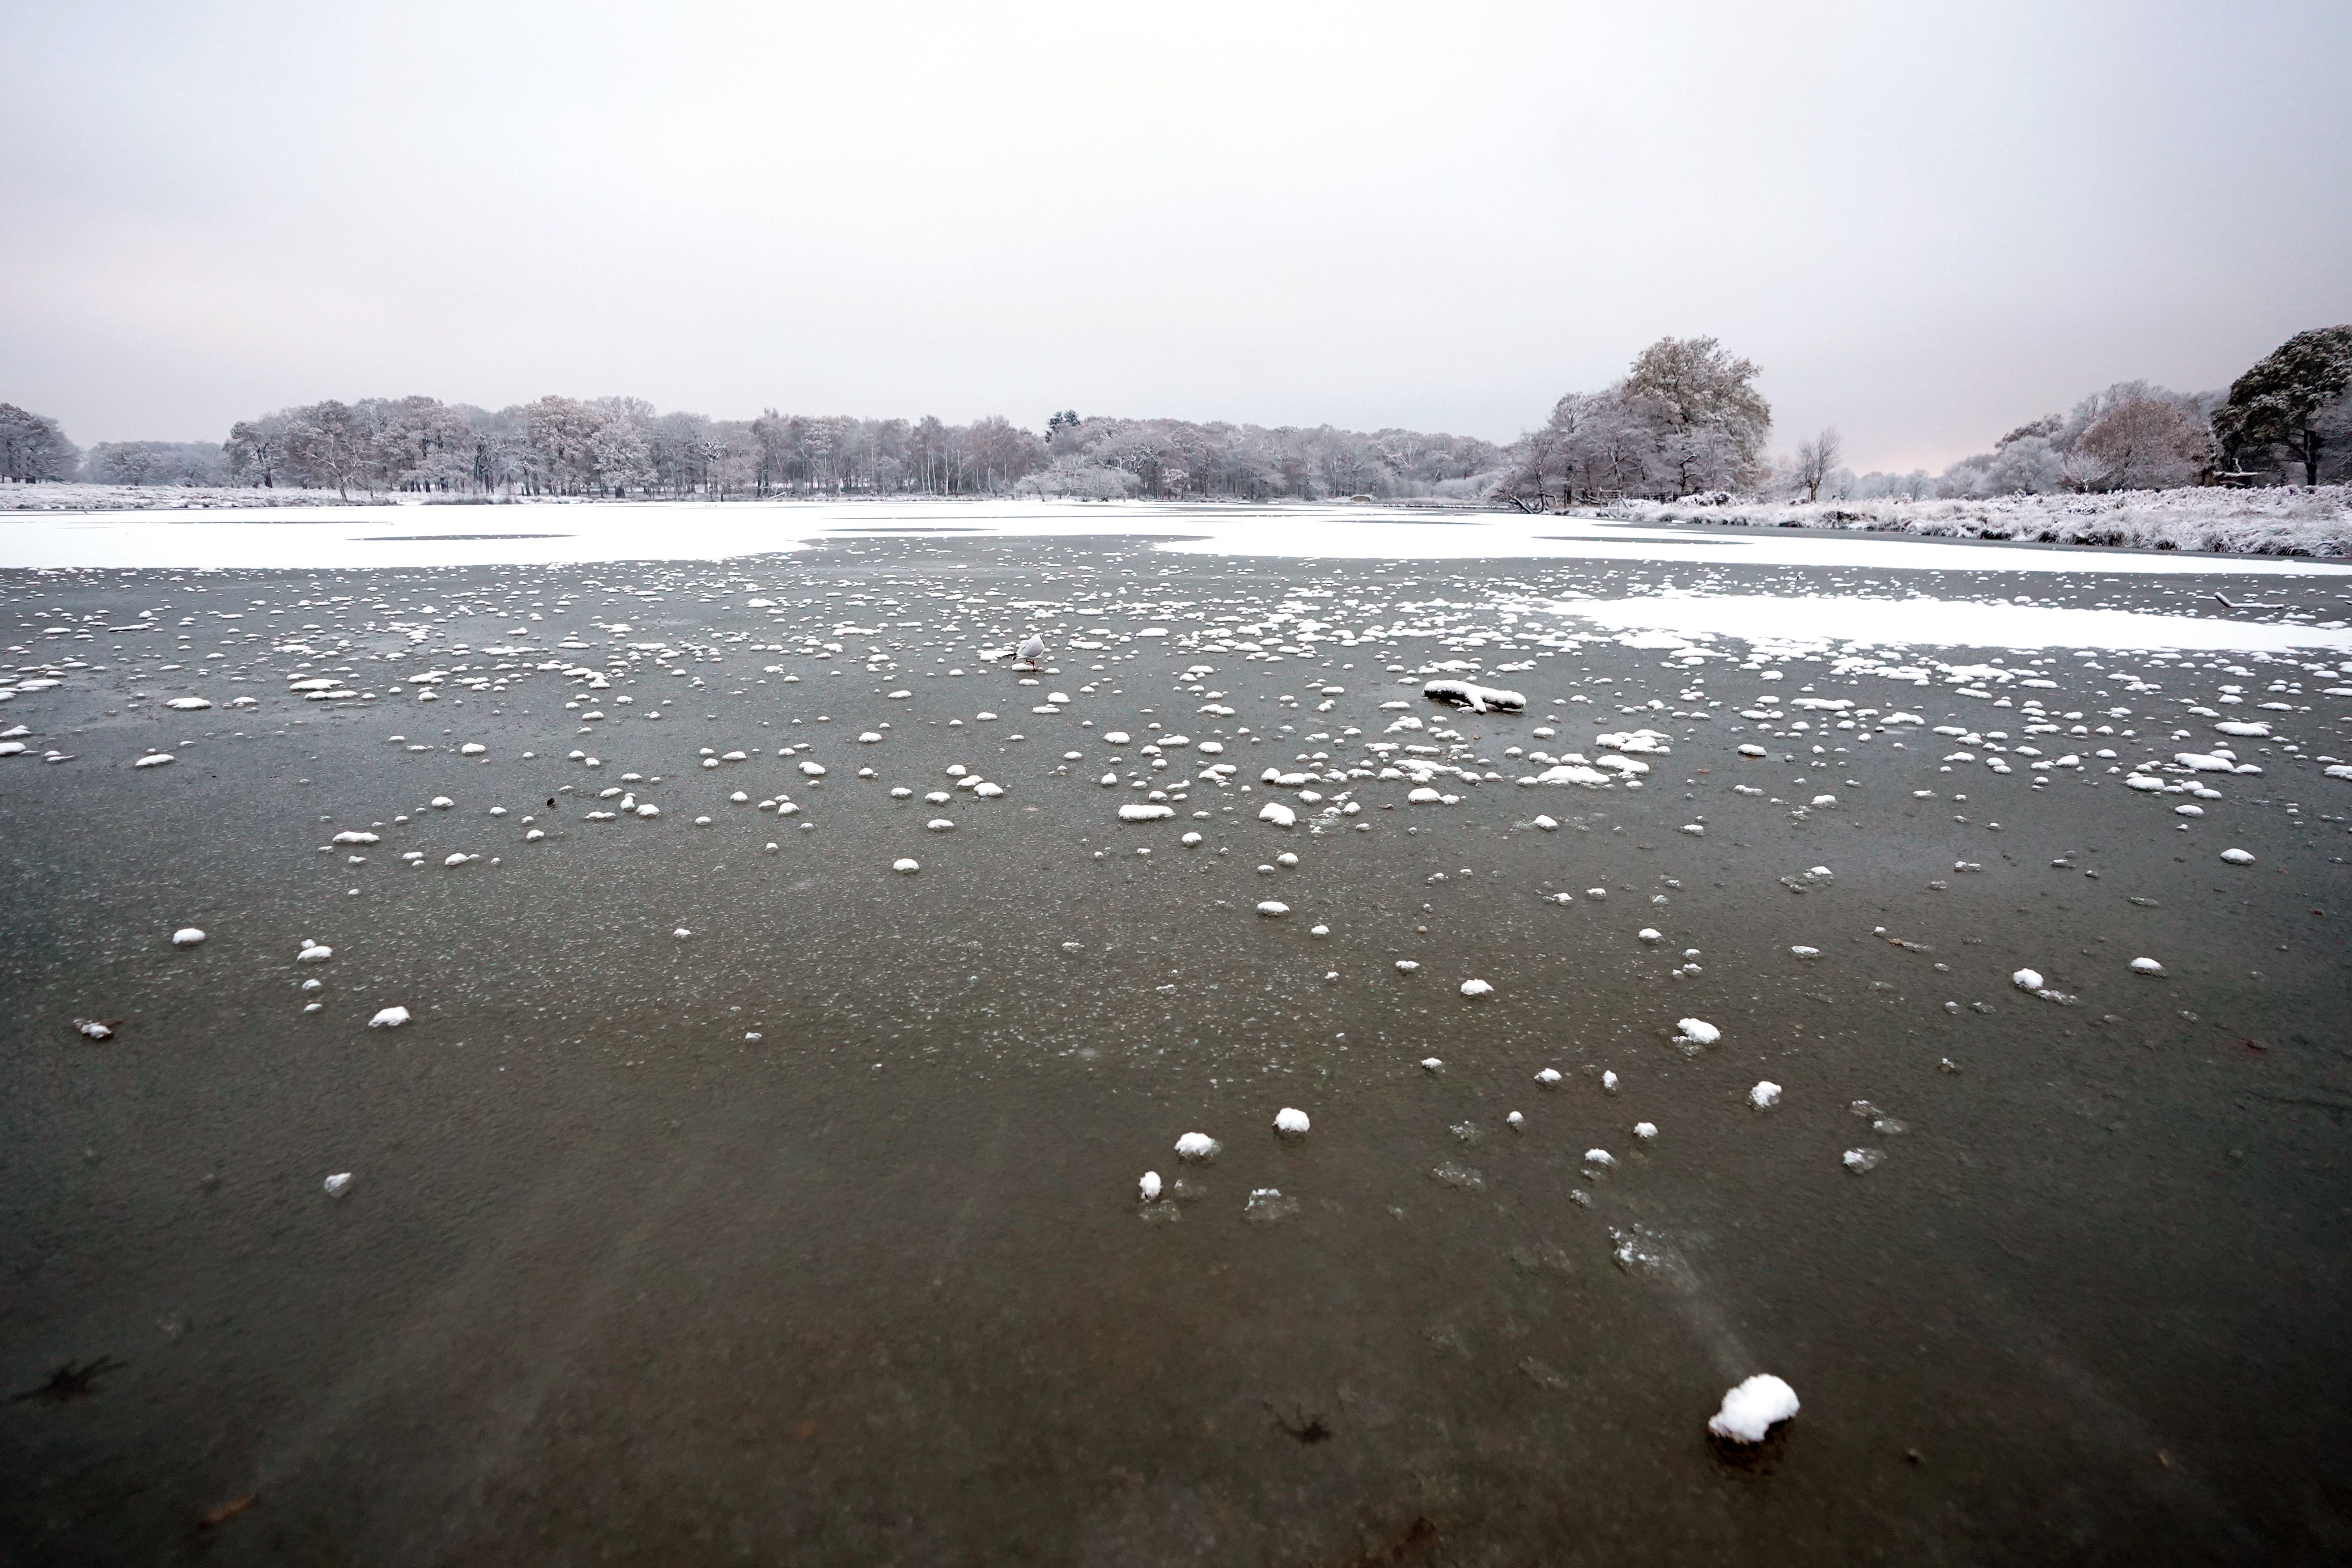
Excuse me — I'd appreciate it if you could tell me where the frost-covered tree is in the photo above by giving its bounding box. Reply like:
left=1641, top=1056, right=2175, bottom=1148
left=223, top=413, right=292, bottom=487
left=282, top=401, right=374, bottom=499
left=84, top=441, right=225, bottom=486
left=1497, top=336, right=1772, bottom=508
left=1792, top=427, right=1842, bottom=502
left=0, top=403, right=78, bottom=481
left=2214, top=326, right=2352, bottom=486
left=589, top=413, right=654, bottom=496
left=1015, top=456, right=1142, bottom=500
left=1623, top=335, right=1772, bottom=492
left=1935, top=382, right=2212, bottom=497
left=2074, top=394, right=2211, bottom=490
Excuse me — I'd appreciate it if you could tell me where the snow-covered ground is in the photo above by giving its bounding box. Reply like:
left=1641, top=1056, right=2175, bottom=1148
left=0, top=482, right=377, bottom=511
left=12, top=482, right=2351, bottom=559
left=1596, top=486, right=2352, bottom=558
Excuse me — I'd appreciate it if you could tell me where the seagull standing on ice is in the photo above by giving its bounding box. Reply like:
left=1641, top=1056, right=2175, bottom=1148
left=1015, top=631, right=1047, bottom=670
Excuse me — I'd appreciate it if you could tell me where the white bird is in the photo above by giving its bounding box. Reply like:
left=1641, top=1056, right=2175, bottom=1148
left=1015, top=632, right=1047, bottom=668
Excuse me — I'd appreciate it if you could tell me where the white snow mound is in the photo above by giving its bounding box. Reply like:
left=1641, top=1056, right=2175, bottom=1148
left=1708, top=1374, right=1799, bottom=1443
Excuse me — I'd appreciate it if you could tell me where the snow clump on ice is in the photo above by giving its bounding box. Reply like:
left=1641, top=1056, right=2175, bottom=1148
left=367, top=1006, right=411, bottom=1029
left=1707, top=1374, right=1799, bottom=1443
left=1273, top=1107, right=1311, bottom=1137
left=1174, top=1132, right=1220, bottom=1161
left=171, top=927, right=206, bottom=947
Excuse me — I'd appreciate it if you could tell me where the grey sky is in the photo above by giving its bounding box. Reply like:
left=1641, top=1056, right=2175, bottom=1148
left=4, top=0, right=2347, bottom=471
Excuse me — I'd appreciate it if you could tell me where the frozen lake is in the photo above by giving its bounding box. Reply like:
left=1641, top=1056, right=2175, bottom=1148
left=8, top=495, right=2352, bottom=578
left=5, top=525, right=2351, bottom=1562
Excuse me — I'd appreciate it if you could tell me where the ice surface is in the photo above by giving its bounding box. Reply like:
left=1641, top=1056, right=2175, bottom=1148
left=1562, top=593, right=2352, bottom=655
left=1243, top=1188, right=1300, bottom=1224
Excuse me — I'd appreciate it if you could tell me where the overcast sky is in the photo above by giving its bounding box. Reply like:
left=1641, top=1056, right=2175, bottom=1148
left=4, top=0, right=2347, bottom=470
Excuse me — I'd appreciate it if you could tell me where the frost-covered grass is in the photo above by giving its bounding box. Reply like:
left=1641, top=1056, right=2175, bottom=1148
left=0, top=481, right=378, bottom=511
left=1596, top=485, right=2352, bottom=558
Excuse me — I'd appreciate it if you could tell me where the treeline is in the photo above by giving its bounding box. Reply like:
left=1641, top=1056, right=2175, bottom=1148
left=215, top=398, right=1047, bottom=500
left=15, top=323, right=2338, bottom=505
left=1494, top=326, right=2352, bottom=511
left=0, top=393, right=1502, bottom=503
left=1848, top=325, right=2351, bottom=501
left=1028, top=416, right=1499, bottom=501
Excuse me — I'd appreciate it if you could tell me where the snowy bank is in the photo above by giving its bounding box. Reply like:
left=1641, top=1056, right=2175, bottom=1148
left=1592, top=485, right=2352, bottom=558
